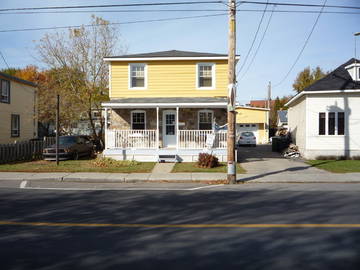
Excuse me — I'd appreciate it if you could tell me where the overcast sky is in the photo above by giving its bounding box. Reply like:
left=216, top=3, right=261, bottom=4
left=0, top=0, right=359, bottom=103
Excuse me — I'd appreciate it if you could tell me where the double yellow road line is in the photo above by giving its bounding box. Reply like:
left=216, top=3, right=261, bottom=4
left=1, top=221, right=360, bottom=228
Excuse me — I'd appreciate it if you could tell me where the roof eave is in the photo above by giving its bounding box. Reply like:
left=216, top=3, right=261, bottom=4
left=102, top=102, right=227, bottom=108
left=285, top=89, right=360, bottom=107
left=104, top=56, right=240, bottom=62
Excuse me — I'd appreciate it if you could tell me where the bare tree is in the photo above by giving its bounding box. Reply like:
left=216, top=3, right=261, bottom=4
left=36, top=15, right=126, bottom=143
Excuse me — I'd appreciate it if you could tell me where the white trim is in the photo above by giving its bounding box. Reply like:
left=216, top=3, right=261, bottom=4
left=131, top=110, right=146, bottom=130
left=176, top=107, right=179, bottom=149
left=285, top=89, right=360, bottom=107
left=128, top=63, right=148, bottom=90
left=156, top=107, right=159, bottom=149
left=102, top=102, right=227, bottom=108
left=104, top=56, right=240, bottom=62
left=196, top=62, right=216, bottom=90
left=104, top=108, right=108, bottom=149
left=108, top=63, right=112, bottom=97
left=198, top=109, right=214, bottom=130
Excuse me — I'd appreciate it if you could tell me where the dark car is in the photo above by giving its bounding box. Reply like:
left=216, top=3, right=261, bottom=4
left=43, top=136, right=95, bottom=161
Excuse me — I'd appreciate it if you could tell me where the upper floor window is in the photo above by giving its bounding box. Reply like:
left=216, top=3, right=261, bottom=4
left=11, top=114, right=20, bottom=137
left=131, top=110, right=146, bottom=130
left=129, top=63, right=147, bottom=89
left=1, top=79, right=10, bottom=103
left=198, top=110, right=213, bottom=130
left=197, top=63, right=215, bottom=89
left=319, top=112, right=345, bottom=136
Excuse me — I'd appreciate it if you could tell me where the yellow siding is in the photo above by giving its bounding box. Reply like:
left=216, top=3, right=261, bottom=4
left=0, top=79, right=37, bottom=144
left=236, top=107, right=268, bottom=124
left=110, top=60, right=228, bottom=98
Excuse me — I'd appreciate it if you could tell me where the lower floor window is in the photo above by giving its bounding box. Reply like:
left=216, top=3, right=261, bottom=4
left=11, top=114, right=20, bottom=137
left=319, top=112, right=345, bottom=135
left=198, top=110, right=213, bottom=130
left=131, top=111, right=145, bottom=130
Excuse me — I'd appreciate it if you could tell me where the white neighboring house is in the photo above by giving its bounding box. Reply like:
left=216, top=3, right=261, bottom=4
left=286, top=58, right=360, bottom=159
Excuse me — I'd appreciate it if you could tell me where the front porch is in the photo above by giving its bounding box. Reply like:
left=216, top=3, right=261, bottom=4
left=102, top=97, right=228, bottom=162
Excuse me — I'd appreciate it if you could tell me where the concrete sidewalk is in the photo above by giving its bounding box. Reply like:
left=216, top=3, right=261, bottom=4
left=0, top=171, right=360, bottom=183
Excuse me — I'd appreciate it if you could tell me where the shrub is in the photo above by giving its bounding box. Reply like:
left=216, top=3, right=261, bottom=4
left=92, top=157, right=139, bottom=168
left=197, top=153, right=219, bottom=168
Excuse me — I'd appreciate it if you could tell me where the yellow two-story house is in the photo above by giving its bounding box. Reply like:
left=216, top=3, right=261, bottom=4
left=0, top=72, right=38, bottom=144
left=102, top=50, right=239, bottom=162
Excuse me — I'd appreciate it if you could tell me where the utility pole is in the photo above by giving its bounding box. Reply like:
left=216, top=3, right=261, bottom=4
left=267, top=81, right=271, bottom=109
left=227, top=0, right=236, bottom=184
left=56, top=94, right=60, bottom=165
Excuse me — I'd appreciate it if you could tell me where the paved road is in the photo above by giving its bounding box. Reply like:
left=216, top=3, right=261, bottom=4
left=0, top=184, right=360, bottom=269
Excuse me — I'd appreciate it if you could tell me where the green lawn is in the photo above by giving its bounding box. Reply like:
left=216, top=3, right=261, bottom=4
left=0, top=159, right=155, bottom=173
left=172, top=162, right=246, bottom=173
left=307, top=160, right=360, bottom=173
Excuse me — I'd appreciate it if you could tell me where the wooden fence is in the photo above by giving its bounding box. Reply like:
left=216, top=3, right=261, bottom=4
left=0, top=137, right=55, bottom=164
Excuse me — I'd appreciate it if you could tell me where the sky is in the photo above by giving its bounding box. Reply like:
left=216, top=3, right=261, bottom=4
left=0, top=0, right=359, bottom=104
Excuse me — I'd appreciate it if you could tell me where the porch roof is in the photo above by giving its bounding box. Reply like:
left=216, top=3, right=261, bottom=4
left=102, top=97, right=227, bottom=108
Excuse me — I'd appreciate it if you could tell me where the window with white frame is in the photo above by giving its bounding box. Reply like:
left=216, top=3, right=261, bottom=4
left=129, top=64, right=146, bottom=88
left=318, top=112, right=345, bottom=135
left=11, top=114, right=20, bottom=137
left=198, top=110, right=213, bottom=130
left=197, top=63, right=215, bottom=88
left=1, top=79, right=10, bottom=103
left=131, top=111, right=146, bottom=130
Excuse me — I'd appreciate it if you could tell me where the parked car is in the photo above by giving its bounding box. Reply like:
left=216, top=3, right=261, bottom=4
left=43, top=136, right=95, bottom=161
left=237, top=131, right=256, bottom=147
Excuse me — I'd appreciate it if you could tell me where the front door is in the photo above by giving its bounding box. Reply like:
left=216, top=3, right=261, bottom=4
left=163, top=110, right=177, bottom=148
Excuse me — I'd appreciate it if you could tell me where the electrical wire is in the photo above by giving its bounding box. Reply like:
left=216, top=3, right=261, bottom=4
left=239, top=4, right=275, bottom=80
left=236, top=0, right=269, bottom=78
left=273, top=0, right=328, bottom=87
left=0, top=13, right=228, bottom=33
left=0, top=9, right=358, bottom=15
left=0, top=1, right=224, bottom=12
left=238, top=1, right=360, bottom=10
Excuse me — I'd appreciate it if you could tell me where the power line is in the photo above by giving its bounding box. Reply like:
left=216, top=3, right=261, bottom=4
left=273, top=0, right=328, bottom=87
left=0, top=13, right=227, bottom=33
left=0, top=1, right=224, bottom=12
left=238, top=1, right=360, bottom=10
left=236, top=0, right=269, bottom=78
left=239, top=4, right=275, bottom=80
left=0, top=51, right=10, bottom=69
left=0, top=9, right=359, bottom=15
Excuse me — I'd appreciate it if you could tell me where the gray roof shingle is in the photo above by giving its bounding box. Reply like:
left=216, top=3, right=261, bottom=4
left=303, top=58, right=360, bottom=91
left=0, top=72, right=37, bottom=87
left=105, top=50, right=230, bottom=59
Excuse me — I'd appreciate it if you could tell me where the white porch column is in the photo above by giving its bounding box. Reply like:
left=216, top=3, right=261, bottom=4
left=156, top=107, right=159, bottom=149
left=176, top=106, right=179, bottom=149
left=104, top=107, right=108, bottom=149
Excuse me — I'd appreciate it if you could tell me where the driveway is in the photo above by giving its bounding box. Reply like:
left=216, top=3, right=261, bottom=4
left=237, top=145, right=330, bottom=181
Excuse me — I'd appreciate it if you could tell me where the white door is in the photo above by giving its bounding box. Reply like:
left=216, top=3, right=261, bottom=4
left=163, top=110, right=177, bottom=148
left=237, top=123, right=259, bottom=143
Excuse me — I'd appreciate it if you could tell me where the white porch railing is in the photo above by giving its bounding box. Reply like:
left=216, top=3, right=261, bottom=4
left=178, top=130, right=227, bottom=149
left=106, top=129, right=227, bottom=149
left=107, top=130, right=157, bottom=149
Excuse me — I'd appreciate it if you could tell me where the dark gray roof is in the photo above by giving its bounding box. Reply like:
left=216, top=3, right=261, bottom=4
left=106, top=97, right=227, bottom=104
left=277, top=110, right=288, bottom=123
left=106, top=50, right=230, bottom=59
left=0, top=71, right=37, bottom=87
left=303, top=58, right=360, bottom=91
